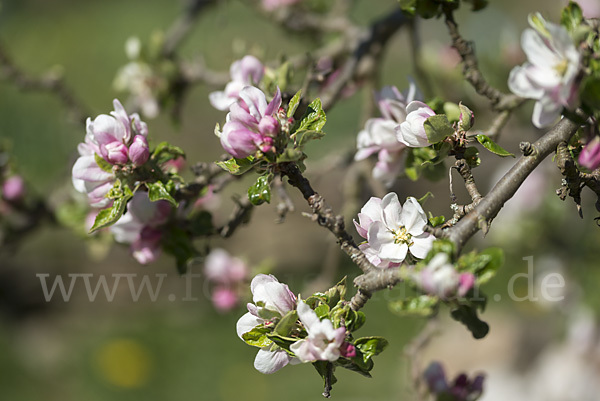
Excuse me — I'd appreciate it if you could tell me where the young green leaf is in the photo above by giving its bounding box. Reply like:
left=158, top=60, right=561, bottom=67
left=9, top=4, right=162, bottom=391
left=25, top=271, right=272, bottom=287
left=151, top=141, right=185, bottom=165
left=94, top=153, right=114, bottom=173
left=353, top=336, right=389, bottom=362
left=388, top=295, right=439, bottom=317
left=287, top=89, right=302, bottom=119
left=89, top=195, right=131, bottom=233
left=423, top=114, right=454, bottom=143
left=146, top=181, right=177, bottom=206
left=242, top=326, right=273, bottom=348
left=274, top=310, right=298, bottom=337
left=215, top=156, right=256, bottom=175
left=560, top=1, right=583, bottom=33
left=248, top=173, right=273, bottom=205
left=476, top=134, right=515, bottom=157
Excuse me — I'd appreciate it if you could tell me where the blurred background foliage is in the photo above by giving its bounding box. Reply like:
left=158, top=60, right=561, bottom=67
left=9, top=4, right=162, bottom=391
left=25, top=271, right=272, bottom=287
left=1, top=0, right=599, bottom=400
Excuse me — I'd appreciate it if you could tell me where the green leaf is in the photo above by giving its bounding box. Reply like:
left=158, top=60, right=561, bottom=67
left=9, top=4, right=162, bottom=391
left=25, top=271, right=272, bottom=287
left=314, top=304, right=330, bottom=320
left=416, top=0, right=441, bottom=18
left=215, top=156, right=256, bottom=175
left=560, top=1, right=583, bottom=33
left=161, top=224, right=197, bottom=274
left=428, top=214, right=446, bottom=227
left=287, top=89, right=302, bottom=118
left=476, top=134, right=514, bottom=157
left=475, top=248, right=504, bottom=285
left=296, top=98, right=326, bottom=133
left=397, top=0, right=416, bottom=15
left=94, top=153, right=113, bottom=173
left=580, top=76, right=600, bottom=111
left=423, top=114, right=454, bottom=143
left=146, top=181, right=177, bottom=206
left=187, top=211, right=214, bottom=236
left=336, top=357, right=372, bottom=378
left=312, top=361, right=338, bottom=390
left=354, top=337, right=388, bottom=362
left=464, top=146, right=481, bottom=168
left=324, top=276, right=347, bottom=308
left=151, top=141, right=185, bottom=165
left=458, top=103, right=474, bottom=131
left=89, top=195, right=131, bottom=233
left=388, top=295, right=439, bottom=317
left=274, top=310, right=298, bottom=337
left=297, top=130, right=326, bottom=147
left=276, top=148, right=304, bottom=163
left=248, top=173, right=273, bottom=205
left=450, top=305, right=489, bottom=339
left=242, top=326, right=273, bottom=348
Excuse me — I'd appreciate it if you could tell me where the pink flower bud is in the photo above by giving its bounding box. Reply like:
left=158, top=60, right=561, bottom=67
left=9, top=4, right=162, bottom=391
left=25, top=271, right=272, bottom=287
left=212, top=287, right=239, bottom=312
left=259, top=115, right=279, bottom=137
left=340, top=342, right=356, bottom=358
left=129, top=135, right=150, bottom=166
left=104, top=141, right=129, bottom=165
left=579, top=136, right=600, bottom=171
left=2, top=175, right=26, bottom=201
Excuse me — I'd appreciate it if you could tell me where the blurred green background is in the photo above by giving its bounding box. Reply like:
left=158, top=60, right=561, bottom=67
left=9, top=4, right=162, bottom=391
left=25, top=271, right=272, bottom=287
left=1, top=0, right=599, bottom=400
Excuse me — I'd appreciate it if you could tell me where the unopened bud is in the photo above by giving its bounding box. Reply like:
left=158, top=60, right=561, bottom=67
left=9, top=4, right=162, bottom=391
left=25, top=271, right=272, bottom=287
left=129, top=135, right=150, bottom=166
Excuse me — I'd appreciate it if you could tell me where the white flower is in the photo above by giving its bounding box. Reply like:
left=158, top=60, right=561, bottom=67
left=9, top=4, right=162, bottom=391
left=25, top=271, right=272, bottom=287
left=413, top=253, right=475, bottom=299
left=508, top=13, right=580, bottom=128
left=396, top=101, right=435, bottom=148
left=209, top=55, right=264, bottom=111
left=289, top=300, right=346, bottom=363
left=364, top=193, right=435, bottom=263
left=236, top=274, right=298, bottom=374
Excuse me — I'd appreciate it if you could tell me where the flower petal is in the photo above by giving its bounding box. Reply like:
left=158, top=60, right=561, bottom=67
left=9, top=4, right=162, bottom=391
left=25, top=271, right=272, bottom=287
left=254, top=349, right=290, bottom=374
left=399, top=197, right=428, bottom=236
left=381, top=192, right=403, bottom=230
left=236, top=312, right=262, bottom=339
left=409, top=233, right=435, bottom=259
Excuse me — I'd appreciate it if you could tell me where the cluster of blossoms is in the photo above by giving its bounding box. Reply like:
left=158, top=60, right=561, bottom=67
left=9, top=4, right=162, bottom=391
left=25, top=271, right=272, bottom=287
left=424, top=361, right=485, bottom=401
left=236, top=274, right=361, bottom=375
left=508, top=13, right=580, bottom=128
left=354, top=193, right=435, bottom=267
left=209, top=55, right=265, bottom=112
left=203, top=248, right=249, bottom=312
left=109, top=191, right=171, bottom=265
left=355, top=83, right=435, bottom=185
left=72, top=99, right=149, bottom=207
left=218, top=86, right=283, bottom=159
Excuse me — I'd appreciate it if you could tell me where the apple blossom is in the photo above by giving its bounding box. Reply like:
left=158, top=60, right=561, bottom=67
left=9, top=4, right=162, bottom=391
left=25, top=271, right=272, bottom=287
left=2, top=175, right=25, bottom=202
left=110, top=191, right=171, bottom=265
left=355, top=83, right=419, bottom=185
left=204, top=248, right=248, bottom=284
left=129, top=135, right=150, bottom=166
left=413, top=253, right=475, bottom=299
left=357, top=193, right=435, bottom=265
left=212, top=287, right=239, bottom=312
left=72, top=99, right=150, bottom=207
left=396, top=101, right=435, bottom=147
left=289, top=300, right=346, bottom=363
left=508, top=13, right=580, bottom=128
left=219, top=86, right=282, bottom=158
left=209, top=55, right=265, bottom=111
left=236, top=274, right=298, bottom=374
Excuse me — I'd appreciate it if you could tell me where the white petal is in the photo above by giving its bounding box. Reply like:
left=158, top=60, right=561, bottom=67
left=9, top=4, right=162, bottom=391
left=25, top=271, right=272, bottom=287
left=236, top=312, right=262, bottom=339
left=367, top=221, right=394, bottom=251
left=409, top=233, right=435, bottom=259
left=381, top=192, right=403, bottom=229
left=360, top=196, right=383, bottom=223
left=399, top=197, right=428, bottom=235
left=507, top=64, right=544, bottom=99
left=297, top=300, right=320, bottom=334
left=209, top=90, right=235, bottom=111
left=378, top=242, right=408, bottom=263
left=254, top=349, right=290, bottom=374
left=521, top=29, right=560, bottom=68
left=532, top=97, right=562, bottom=128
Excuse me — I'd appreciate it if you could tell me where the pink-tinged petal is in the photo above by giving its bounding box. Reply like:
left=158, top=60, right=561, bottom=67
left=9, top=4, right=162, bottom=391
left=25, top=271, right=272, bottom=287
left=373, top=149, right=404, bottom=187
left=221, top=121, right=258, bottom=158
left=253, top=281, right=296, bottom=315
left=409, top=233, right=435, bottom=259
left=247, top=303, right=259, bottom=317
left=129, top=113, right=148, bottom=136
left=521, top=28, right=561, bottom=68
left=532, top=97, right=562, bottom=128
left=90, top=114, right=126, bottom=146
left=209, top=90, right=236, bottom=112
left=353, top=219, right=368, bottom=239
left=508, top=64, right=544, bottom=99
left=360, top=196, right=383, bottom=223
left=406, top=100, right=432, bottom=114
left=399, top=197, right=428, bottom=235
left=381, top=192, right=403, bottom=230
left=297, top=300, right=320, bottom=334
left=239, top=86, right=268, bottom=121
left=264, top=87, right=282, bottom=116
left=212, top=287, right=239, bottom=312
left=579, top=136, right=600, bottom=170
left=72, top=155, right=114, bottom=182
left=250, top=274, right=278, bottom=294
left=254, top=349, right=290, bottom=374
left=229, top=101, right=259, bottom=127
left=378, top=241, right=408, bottom=263
left=2, top=176, right=26, bottom=201
left=458, top=273, right=475, bottom=297
left=103, top=141, right=129, bottom=165
left=86, top=181, right=113, bottom=202
left=290, top=339, right=315, bottom=362
left=359, top=243, right=385, bottom=267
left=110, top=212, right=143, bottom=243
left=367, top=221, right=394, bottom=251
left=233, top=55, right=264, bottom=85
left=354, top=146, right=379, bottom=161
left=129, top=135, right=150, bottom=166
left=236, top=312, right=263, bottom=339
left=111, top=99, right=132, bottom=141
left=131, top=237, right=161, bottom=265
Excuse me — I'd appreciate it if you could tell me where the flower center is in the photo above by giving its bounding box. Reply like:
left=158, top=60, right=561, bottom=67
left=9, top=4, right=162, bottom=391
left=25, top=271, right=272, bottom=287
left=392, top=226, right=413, bottom=246
left=554, top=59, right=568, bottom=77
